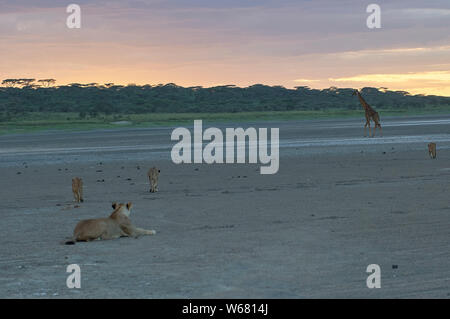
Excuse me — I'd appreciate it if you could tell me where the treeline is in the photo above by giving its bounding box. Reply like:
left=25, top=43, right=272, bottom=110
left=1, top=82, right=450, bottom=120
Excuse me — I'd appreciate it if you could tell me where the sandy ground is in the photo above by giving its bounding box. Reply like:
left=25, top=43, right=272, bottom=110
left=0, top=115, right=449, bottom=298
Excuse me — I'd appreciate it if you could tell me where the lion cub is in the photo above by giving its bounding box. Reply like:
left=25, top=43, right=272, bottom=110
left=72, top=177, right=84, bottom=203
left=428, top=142, right=437, bottom=159
left=147, top=167, right=160, bottom=193
left=65, top=202, right=156, bottom=244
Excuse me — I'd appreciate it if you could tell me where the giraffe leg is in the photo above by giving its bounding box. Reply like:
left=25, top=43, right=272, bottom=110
left=374, top=123, right=382, bottom=137
left=364, top=122, right=369, bottom=137
left=370, top=121, right=376, bottom=137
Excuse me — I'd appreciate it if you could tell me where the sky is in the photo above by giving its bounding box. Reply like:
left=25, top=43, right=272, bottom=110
left=0, top=0, right=449, bottom=96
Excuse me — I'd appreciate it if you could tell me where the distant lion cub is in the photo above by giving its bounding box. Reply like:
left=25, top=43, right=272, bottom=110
left=72, top=177, right=84, bottom=203
left=65, top=202, right=156, bottom=244
left=147, top=167, right=160, bottom=193
left=428, top=142, right=437, bottom=159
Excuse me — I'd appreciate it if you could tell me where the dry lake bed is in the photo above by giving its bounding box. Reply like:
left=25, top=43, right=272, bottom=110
left=0, top=115, right=449, bottom=298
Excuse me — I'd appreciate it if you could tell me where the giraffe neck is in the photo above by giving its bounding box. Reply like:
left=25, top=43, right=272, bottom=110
left=357, top=92, right=372, bottom=112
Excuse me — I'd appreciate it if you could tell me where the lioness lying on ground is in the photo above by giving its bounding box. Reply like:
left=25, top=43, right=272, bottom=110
left=65, top=202, right=156, bottom=244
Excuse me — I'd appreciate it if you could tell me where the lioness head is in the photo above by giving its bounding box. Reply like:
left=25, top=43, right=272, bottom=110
left=111, top=202, right=133, bottom=217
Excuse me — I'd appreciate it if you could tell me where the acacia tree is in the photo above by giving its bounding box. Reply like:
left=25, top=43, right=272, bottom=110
left=2, top=79, right=20, bottom=87
left=2, top=79, right=37, bottom=88
left=18, top=79, right=36, bottom=88
left=38, top=79, right=56, bottom=87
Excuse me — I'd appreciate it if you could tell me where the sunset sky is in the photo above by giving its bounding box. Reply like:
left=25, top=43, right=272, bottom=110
left=1, top=0, right=449, bottom=95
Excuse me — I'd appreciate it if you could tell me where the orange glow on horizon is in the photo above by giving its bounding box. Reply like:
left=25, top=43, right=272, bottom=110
left=1, top=3, right=449, bottom=97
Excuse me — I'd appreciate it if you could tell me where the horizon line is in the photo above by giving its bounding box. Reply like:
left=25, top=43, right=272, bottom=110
left=2, top=81, right=448, bottom=97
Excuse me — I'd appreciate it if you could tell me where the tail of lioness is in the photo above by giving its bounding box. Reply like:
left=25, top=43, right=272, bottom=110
left=61, top=237, right=76, bottom=245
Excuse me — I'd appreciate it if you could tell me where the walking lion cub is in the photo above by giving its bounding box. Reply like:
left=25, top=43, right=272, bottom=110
left=65, top=202, right=156, bottom=244
left=147, top=167, right=160, bottom=193
left=72, top=177, right=84, bottom=203
left=428, top=142, right=437, bottom=159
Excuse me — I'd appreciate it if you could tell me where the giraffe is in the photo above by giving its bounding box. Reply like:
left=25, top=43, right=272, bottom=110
left=352, top=89, right=382, bottom=137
